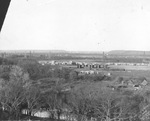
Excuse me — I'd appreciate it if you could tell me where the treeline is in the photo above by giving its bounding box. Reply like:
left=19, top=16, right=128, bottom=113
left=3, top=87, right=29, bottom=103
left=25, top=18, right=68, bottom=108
left=0, top=57, right=18, bottom=65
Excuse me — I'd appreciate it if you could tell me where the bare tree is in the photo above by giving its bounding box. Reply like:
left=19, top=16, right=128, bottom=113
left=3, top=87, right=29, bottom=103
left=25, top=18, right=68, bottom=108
left=24, top=85, right=41, bottom=118
left=0, top=66, right=30, bottom=119
left=0, top=78, right=25, bottom=119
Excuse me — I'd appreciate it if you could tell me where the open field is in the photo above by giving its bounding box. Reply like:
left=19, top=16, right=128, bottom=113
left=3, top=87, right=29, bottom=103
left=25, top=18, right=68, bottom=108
left=109, top=65, right=150, bottom=70
left=108, top=70, right=150, bottom=80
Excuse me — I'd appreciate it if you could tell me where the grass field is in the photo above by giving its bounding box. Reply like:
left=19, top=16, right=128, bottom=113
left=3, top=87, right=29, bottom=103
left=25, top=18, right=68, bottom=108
left=107, top=70, right=150, bottom=81
left=109, top=65, right=150, bottom=70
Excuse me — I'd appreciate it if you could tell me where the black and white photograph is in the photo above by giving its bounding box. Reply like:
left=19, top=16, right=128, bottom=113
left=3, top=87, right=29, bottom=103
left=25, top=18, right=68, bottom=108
left=0, top=0, right=150, bottom=120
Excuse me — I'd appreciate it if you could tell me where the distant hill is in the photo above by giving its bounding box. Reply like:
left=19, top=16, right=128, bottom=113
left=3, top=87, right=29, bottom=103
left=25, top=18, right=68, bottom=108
left=0, top=50, right=104, bottom=54
left=108, top=50, right=150, bottom=56
left=68, top=51, right=103, bottom=54
left=1, top=50, right=150, bottom=56
left=0, top=50, right=67, bottom=53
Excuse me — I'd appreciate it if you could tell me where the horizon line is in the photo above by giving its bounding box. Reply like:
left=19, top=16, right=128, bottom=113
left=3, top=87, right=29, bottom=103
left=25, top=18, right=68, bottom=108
left=0, top=49, right=150, bottom=53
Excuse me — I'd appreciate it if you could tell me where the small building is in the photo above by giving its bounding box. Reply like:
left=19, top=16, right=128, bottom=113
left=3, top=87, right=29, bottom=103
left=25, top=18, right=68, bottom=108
left=126, top=77, right=148, bottom=90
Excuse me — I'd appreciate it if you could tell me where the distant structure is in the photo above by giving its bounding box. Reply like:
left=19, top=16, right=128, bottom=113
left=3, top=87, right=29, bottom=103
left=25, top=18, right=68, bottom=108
left=98, top=40, right=107, bottom=63
left=103, top=51, right=105, bottom=63
left=102, top=51, right=107, bottom=63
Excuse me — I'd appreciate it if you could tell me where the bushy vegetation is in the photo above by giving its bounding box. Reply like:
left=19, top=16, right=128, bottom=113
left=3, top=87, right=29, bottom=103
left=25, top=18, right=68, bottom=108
left=0, top=58, right=150, bottom=121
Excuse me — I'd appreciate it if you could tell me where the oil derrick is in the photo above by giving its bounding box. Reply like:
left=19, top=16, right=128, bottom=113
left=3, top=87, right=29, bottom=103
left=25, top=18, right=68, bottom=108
left=102, top=51, right=108, bottom=69
left=103, top=51, right=105, bottom=63
left=143, top=51, right=147, bottom=63
left=103, top=51, right=107, bottom=63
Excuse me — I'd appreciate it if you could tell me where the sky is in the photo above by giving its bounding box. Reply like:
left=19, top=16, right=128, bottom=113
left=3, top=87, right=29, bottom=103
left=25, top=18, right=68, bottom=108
left=0, top=0, right=150, bottom=51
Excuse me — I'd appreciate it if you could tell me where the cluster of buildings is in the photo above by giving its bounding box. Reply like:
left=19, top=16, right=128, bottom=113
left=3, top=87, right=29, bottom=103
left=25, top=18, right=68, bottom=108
left=39, top=60, right=150, bottom=67
left=38, top=60, right=150, bottom=76
left=38, top=60, right=111, bottom=76
left=76, top=62, right=107, bottom=69
left=38, top=60, right=108, bottom=69
left=109, top=77, right=148, bottom=91
left=76, top=69, right=111, bottom=76
left=38, top=60, right=76, bottom=65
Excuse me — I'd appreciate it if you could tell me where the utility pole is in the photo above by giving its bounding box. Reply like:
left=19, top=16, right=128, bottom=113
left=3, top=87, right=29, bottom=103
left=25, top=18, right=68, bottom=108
left=103, top=51, right=105, bottom=63
left=98, top=41, right=106, bottom=63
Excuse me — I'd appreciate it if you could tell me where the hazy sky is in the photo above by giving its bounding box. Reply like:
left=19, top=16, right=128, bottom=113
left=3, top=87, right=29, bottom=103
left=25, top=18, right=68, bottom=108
left=0, top=0, right=150, bottom=51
